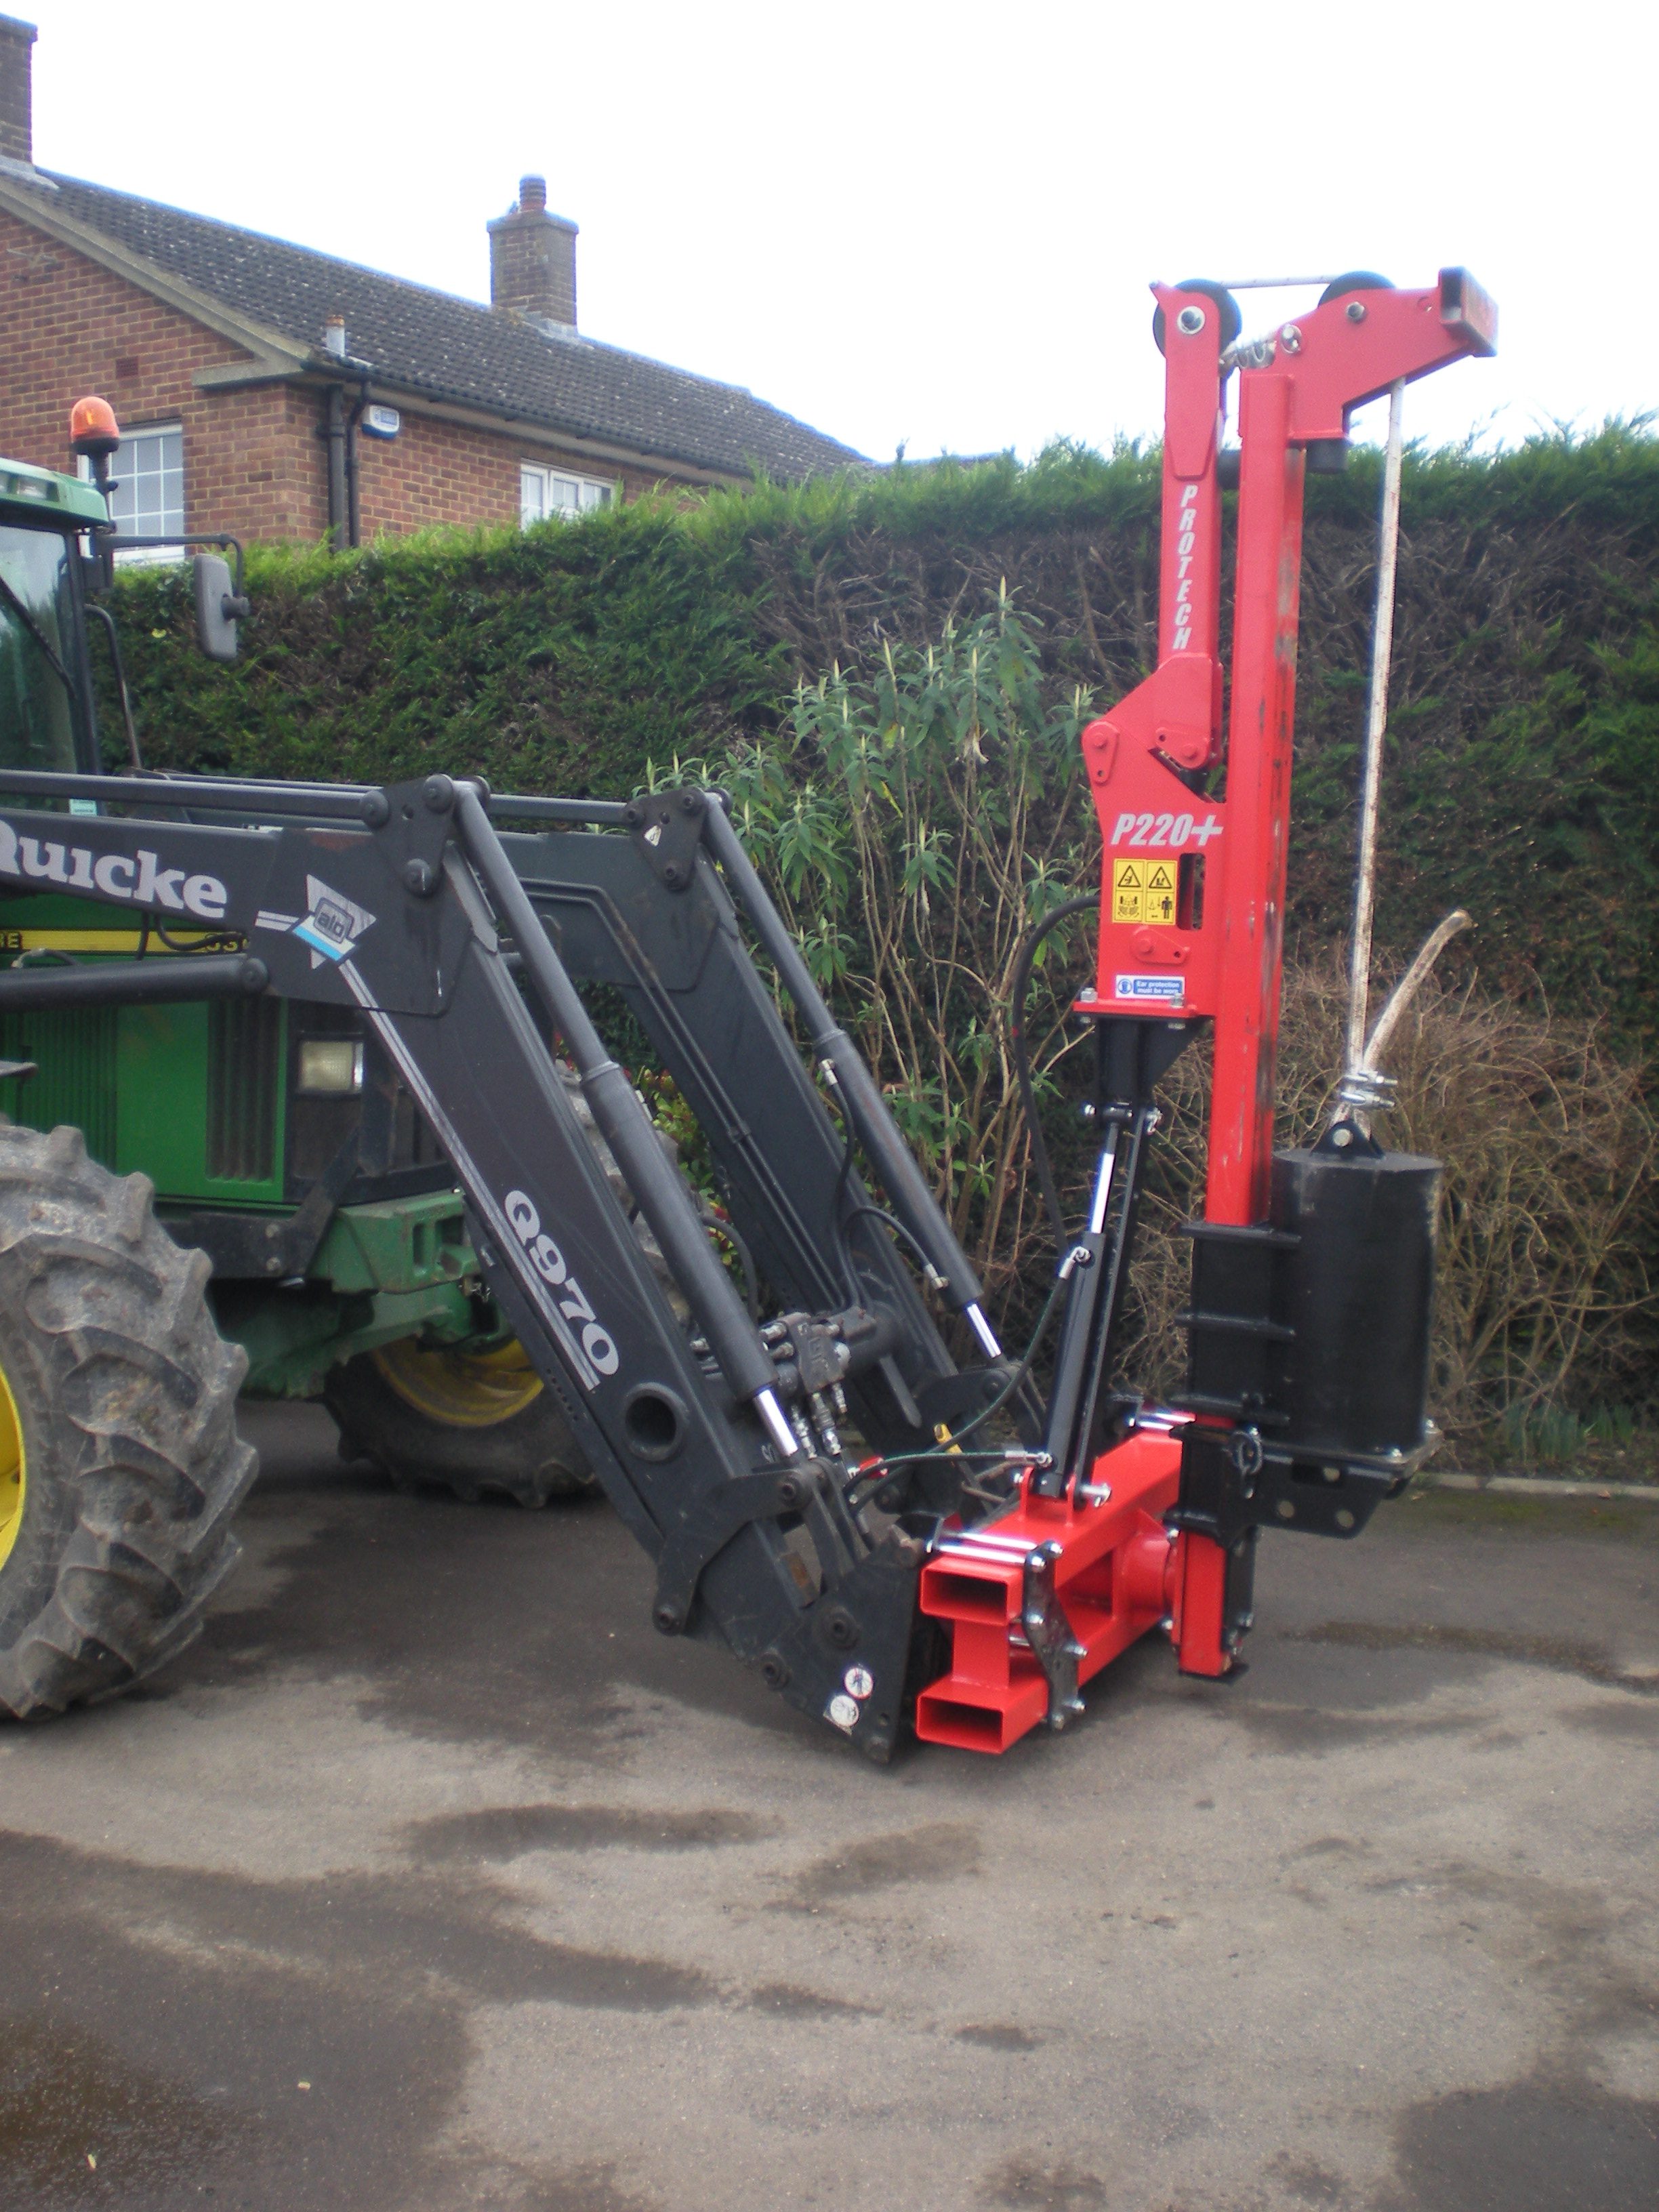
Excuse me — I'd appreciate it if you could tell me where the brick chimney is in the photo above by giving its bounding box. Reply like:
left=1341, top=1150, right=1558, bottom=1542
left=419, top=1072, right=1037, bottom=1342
left=488, top=176, right=577, bottom=330
left=0, top=14, right=35, bottom=168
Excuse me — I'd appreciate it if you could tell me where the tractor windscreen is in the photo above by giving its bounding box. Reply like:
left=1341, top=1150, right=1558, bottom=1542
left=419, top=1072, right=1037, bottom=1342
left=0, top=525, right=79, bottom=776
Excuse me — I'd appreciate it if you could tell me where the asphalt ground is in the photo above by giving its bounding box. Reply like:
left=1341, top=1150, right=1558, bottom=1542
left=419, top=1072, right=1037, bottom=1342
left=1, top=1401, right=1656, bottom=2212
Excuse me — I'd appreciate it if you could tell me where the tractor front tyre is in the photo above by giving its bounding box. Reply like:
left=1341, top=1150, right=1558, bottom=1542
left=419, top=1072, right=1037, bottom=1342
left=323, top=1337, right=594, bottom=1508
left=0, top=1122, right=255, bottom=1719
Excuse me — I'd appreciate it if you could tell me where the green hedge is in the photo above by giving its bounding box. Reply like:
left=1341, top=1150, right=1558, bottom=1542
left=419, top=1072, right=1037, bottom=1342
left=106, top=428, right=1659, bottom=1039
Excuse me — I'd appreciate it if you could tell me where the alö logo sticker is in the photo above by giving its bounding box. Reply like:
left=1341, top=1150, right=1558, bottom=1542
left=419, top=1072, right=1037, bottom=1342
left=0, top=821, right=228, bottom=919
left=256, top=878, right=377, bottom=966
left=293, top=877, right=376, bottom=966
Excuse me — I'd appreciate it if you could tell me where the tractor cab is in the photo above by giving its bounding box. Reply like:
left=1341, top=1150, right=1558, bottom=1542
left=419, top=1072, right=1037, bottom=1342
left=0, top=396, right=246, bottom=789
left=0, top=455, right=107, bottom=781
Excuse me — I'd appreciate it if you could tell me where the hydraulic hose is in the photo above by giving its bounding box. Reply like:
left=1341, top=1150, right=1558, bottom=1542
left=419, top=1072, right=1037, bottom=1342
left=1008, top=895, right=1097, bottom=1257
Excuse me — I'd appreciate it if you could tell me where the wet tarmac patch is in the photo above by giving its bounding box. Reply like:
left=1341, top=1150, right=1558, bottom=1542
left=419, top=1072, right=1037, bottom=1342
left=512, top=2161, right=663, bottom=2212
left=409, top=1802, right=780, bottom=1862
left=955, top=2022, right=1042, bottom=2051
left=0, top=2013, right=238, bottom=2208
left=0, top=1835, right=467, bottom=2211
left=1265, top=2148, right=1349, bottom=2203
left=1291, top=1620, right=1659, bottom=1696
left=979, top=2152, right=1109, bottom=2208
left=1559, top=1700, right=1659, bottom=1741
left=745, top=1981, right=878, bottom=2019
left=0, top=1824, right=720, bottom=2211
left=1, top=1826, right=720, bottom=2016
left=1355, top=1855, right=1659, bottom=2055
left=188, top=1467, right=802, bottom=1761
left=1387, top=2073, right=1659, bottom=2211
left=1230, top=1702, right=1479, bottom=1757
left=774, top=1820, right=981, bottom=1906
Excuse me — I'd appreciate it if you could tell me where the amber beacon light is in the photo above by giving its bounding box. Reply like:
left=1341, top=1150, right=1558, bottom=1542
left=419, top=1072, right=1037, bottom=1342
left=68, top=394, right=121, bottom=464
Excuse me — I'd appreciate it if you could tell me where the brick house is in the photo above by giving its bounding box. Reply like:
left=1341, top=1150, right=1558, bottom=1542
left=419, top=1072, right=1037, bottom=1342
left=0, top=16, right=861, bottom=550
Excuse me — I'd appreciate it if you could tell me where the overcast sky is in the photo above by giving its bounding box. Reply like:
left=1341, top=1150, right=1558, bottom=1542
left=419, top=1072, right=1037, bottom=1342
left=28, top=0, right=1645, bottom=465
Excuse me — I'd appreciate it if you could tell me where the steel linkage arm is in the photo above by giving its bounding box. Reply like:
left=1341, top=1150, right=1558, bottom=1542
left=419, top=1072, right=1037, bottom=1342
left=449, top=783, right=795, bottom=1453
left=0, top=771, right=954, bottom=1759
left=487, top=798, right=970, bottom=1462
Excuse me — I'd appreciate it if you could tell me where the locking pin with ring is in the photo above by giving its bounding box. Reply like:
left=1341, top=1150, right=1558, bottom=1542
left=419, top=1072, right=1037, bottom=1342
left=1229, top=1424, right=1265, bottom=1500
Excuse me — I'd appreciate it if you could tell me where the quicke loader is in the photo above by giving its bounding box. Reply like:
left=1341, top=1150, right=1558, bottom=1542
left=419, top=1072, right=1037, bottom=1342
left=0, top=268, right=1495, bottom=1755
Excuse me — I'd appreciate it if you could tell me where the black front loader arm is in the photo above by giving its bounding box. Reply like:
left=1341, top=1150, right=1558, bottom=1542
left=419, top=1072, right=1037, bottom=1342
left=0, top=769, right=989, bottom=1757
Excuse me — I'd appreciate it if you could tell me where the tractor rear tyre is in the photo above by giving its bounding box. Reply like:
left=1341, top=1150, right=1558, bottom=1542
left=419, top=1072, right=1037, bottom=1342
left=0, top=1121, right=255, bottom=1719
left=323, top=1338, right=594, bottom=1508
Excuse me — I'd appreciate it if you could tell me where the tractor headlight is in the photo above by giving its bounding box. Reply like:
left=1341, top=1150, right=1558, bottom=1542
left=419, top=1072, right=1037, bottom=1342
left=297, top=1039, right=363, bottom=1094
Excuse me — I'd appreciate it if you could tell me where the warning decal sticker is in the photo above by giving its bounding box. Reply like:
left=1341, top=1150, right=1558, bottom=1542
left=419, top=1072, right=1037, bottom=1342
left=1113, top=857, right=1179, bottom=927
left=1115, top=972, right=1185, bottom=1005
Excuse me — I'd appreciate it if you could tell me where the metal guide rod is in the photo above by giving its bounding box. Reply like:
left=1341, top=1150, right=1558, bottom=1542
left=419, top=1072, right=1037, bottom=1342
left=0, top=953, right=268, bottom=1008
left=487, top=793, right=633, bottom=826
left=1345, top=377, right=1408, bottom=1077
left=451, top=783, right=799, bottom=1457
left=1209, top=274, right=1348, bottom=289
left=0, top=768, right=375, bottom=819
left=701, top=800, right=1000, bottom=1356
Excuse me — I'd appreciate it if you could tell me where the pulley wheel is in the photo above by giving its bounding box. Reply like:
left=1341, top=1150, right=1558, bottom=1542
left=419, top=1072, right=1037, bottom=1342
left=1317, top=271, right=1395, bottom=306
left=1152, top=280, right=1243, bottom=359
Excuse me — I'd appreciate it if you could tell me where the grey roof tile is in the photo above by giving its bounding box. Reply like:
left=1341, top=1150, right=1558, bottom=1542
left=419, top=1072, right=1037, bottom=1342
left=31, top=170, right=865, bottom=481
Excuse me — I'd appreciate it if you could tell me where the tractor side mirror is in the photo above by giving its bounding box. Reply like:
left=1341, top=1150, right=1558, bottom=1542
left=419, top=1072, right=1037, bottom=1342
left=192, top=552, right=249, bottom=663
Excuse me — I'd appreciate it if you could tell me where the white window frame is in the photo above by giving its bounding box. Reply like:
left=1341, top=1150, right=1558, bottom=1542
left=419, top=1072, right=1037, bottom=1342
left=78, top=422, right=185, bottom=564
left=520, top=462, right=616, bottom=527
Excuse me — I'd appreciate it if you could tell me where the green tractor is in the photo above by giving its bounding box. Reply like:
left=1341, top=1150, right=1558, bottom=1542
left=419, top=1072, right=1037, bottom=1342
left=0, top=403, right=590, bottom=1719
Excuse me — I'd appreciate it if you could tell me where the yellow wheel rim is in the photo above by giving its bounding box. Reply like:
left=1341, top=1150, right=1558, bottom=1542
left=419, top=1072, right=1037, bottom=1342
left=0, top=1359, right=25, bottom=1574
left=371, top=1337, right=544, bottom=1429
